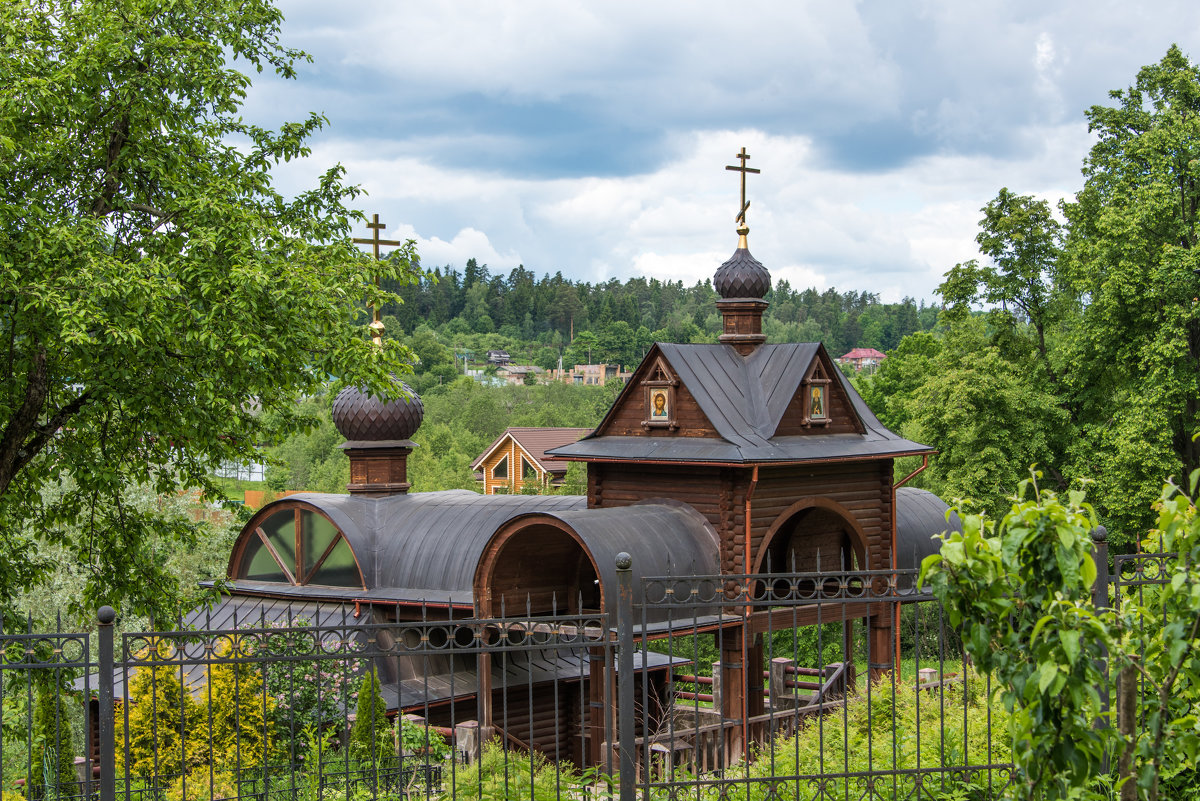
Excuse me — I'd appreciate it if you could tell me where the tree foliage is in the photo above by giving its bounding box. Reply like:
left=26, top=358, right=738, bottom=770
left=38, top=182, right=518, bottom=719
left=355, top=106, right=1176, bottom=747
left=920, top=480, right=1112, bottom=800
left=0, top=0, right=418, bottom=620
left=863, top=46, right=1200, bottom=544
left=349, top=668, right=390, bottom=763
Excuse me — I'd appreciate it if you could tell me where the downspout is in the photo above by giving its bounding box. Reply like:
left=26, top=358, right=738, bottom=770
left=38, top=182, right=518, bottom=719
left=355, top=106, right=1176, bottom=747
left=891, top=454, right=930, bottom=671
left=743, top=464, right=759, bottom=756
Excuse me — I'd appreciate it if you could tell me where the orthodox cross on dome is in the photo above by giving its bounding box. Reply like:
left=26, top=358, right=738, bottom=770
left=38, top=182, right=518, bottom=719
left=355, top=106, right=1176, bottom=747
left=725, top=147, right=760, bottom=235
left=352, top=213, right=401, bottom=347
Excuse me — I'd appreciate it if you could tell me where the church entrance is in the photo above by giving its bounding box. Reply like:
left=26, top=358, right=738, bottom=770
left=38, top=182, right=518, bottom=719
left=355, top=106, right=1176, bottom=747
left=755, top=499, right=868, bottom=576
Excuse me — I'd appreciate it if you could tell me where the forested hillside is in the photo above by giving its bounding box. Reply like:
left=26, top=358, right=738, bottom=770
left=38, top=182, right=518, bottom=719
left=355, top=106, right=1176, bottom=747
left=378, top=262, right=938, bottom=394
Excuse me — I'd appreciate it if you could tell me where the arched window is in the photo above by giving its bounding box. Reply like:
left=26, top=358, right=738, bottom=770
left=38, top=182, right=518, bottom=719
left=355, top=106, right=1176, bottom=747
left=236, top=507, right=362, bottom=588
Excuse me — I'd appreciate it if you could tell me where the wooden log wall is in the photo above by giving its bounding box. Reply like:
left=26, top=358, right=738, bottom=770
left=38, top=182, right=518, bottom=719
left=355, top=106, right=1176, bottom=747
left=598, top=378, right=718, bottom=439
left=591, top=460, right=894, bottom=574
left=492, top=683, right=582, bottom=763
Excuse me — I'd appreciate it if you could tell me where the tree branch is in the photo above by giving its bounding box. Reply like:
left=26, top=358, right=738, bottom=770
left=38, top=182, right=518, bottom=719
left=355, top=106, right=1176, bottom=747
left=0, top=346, right=49, bottom=496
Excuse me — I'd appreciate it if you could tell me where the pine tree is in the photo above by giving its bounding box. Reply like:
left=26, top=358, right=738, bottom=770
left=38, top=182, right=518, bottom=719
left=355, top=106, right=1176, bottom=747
left=349, top=667, right=391, bottom=764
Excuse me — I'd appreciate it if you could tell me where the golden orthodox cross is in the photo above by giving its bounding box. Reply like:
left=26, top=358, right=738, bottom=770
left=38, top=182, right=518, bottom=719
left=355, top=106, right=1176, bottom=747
left=352, top=213, right=401, bottom=347
left=725, top=147, right=760, bottom=227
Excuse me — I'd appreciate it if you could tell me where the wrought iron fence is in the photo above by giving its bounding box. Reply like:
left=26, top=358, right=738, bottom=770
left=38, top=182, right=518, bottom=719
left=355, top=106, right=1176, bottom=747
left=626, top=565, right=1013, bottom=801
left=3, top=561, right=1029, bottom=801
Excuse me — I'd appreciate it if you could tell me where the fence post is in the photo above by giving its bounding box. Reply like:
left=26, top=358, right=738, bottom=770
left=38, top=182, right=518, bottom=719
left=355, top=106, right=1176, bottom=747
left=97, top=606, right=116, bottom=801
left=1091, top=525, right=1111, bottom=774
left=616, top=552, right=635, bottom=801
left=1092, top=525, right=1109, bottom=612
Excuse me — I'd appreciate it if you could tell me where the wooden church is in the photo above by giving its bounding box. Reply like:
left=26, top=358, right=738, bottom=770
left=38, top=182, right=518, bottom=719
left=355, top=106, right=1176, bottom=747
left=214, top=151, right=944, bottom=765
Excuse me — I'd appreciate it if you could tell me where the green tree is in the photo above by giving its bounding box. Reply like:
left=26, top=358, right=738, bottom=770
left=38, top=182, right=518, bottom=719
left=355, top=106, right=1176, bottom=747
left=349, top=668, right=391, bottom=763
left=947, top=188, right=1065, bottom=382
left=0, top=0, right=419, bottom=619
left=903, top=317, right=1069, bottom=516
left=920, top=479, right=1113, bottom=800
left=1060, top=44, right=1200, bottom=537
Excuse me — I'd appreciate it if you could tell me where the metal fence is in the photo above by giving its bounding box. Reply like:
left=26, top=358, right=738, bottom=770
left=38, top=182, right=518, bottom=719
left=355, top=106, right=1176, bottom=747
left=4, top=561, right=1016, bottom=801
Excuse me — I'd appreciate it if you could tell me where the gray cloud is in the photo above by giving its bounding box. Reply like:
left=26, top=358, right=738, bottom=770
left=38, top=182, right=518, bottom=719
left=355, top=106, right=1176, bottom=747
left=248, top=1, right=1200, bottom=301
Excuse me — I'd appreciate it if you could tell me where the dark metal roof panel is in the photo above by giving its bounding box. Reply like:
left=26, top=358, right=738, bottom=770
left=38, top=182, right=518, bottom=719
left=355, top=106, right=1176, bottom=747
left=289, top=491, right=587, bottom=597
left=658, top=343, right=764, bottom=448
left=750, top=343, right=820, bottom=436
left=895, top=487, right=962, bottom=571
left=530, top=503, right=722, bottom=622
left=550, top=433, right=932, bottom=464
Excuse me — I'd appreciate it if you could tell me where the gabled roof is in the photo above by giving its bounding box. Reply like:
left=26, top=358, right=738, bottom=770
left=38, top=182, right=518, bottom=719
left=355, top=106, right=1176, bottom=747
left=471, top=427, right=592, bottom=473
left=840, top=347, right=887, bottom=360
left=549, top=342, right=932, bottom=465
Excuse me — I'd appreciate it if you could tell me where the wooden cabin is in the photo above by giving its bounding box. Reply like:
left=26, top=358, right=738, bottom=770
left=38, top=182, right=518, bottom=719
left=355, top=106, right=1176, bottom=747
left=470, top=427, right=590, bottom=494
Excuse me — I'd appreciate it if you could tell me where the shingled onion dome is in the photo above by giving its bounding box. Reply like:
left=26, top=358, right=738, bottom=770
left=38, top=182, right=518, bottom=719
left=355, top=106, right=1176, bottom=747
left=332, top=379, right=423, bottom=496
left=715, top=223, right=771, bottom=355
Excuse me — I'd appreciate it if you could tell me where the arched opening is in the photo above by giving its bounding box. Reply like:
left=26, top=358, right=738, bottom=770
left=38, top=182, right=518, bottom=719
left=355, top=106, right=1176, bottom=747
left=754, top=498, right=868, bottom=576
left=476, top=517, right=602, bottom=617
left=749, top=498, right=872, bottom=691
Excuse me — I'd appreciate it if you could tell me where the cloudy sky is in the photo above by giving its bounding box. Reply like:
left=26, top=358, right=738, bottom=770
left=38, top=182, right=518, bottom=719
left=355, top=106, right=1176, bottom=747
left=251, top=1, right=1200, bottom=302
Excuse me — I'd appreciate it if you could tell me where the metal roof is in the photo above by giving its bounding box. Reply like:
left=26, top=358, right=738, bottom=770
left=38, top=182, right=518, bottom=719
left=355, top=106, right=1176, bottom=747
left=895, top=487, right=963, bottom=571
left=231, top=491, right=722, bottom=620
left=549, top=342, right=932, bottom=464
left=519, top=502, right=722, bottom=618
left=279, top=491, right=587, bottom=602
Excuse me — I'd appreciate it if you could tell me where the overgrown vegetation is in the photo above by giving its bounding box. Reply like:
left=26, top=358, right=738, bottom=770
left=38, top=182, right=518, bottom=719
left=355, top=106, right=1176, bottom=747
left=860, top=45, right=1200, bottom=549
left=922, top=471, right=1200, bottom=800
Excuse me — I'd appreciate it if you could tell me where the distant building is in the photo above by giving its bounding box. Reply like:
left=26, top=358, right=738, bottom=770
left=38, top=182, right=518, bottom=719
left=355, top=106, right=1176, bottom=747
left=837, top=347, right=887, bottom=372
left=552, top=363, right=631, bottom=386
left=486, top=349, right=511, bottom=366
left=495, top=365, right=544, bottom=385
left=470, top=427, right=591, bottom=494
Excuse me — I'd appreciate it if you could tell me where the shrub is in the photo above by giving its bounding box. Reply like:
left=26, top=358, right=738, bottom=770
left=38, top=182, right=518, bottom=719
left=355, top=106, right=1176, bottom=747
left=450, top=740, right=589, bottom=801
left=736, top=672, right=1011, bottom=801
left=163, top=770, right=239, bottom=801
left=250, top=620, right=361, bottom=758
left=204, top=642, right=272, bottom=769
left=121, top=642, right=205, bottom=778
left=348, top=668, right=390, bottom=763
left=28, top=684, right=76, bottom=801
left=397, top=718, right=451, bottom=762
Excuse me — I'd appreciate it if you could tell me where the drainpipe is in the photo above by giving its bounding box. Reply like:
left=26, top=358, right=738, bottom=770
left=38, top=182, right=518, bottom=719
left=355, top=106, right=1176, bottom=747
left=742, top=465, right=759, bottom=756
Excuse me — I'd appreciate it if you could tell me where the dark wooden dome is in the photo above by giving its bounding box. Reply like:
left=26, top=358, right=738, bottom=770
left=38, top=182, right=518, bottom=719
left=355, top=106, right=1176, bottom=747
left=332, top=381, right=424, bottom=441
left=713, top=248, right=771, bottom=299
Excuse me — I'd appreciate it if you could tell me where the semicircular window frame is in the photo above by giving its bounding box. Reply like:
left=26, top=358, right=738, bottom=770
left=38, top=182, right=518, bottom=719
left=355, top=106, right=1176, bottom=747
left=235, top=504, right=364, bottom=589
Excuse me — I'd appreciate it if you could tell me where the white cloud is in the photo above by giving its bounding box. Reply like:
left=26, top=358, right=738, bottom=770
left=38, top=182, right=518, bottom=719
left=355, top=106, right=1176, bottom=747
left=257, top=0, right=1188, bottom=304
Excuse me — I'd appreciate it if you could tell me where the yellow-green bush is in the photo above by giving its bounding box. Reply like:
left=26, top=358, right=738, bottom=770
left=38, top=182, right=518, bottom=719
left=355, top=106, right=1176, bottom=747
left=163, top=769, right=239, bottom=801
left=204, top=643, right=272, bottom=769
left=449, top=740, right=594, bottom=801
left=120, top=643, right=205, bottom=778
left=740, top=672, right=1012, bottom=800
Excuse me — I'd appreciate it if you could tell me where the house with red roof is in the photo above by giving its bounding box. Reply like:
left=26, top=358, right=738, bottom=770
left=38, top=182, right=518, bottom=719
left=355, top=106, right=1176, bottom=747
left=470, top=427, right=591, bottom=494
left=837, top=347, right=887, bottom=372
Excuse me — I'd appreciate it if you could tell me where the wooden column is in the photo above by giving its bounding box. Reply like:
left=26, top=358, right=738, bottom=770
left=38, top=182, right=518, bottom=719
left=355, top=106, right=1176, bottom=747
left=719, top=627, right=745, bottom=764
left=586, top=645, right=607, bottom=767
left=477, top=652, right=494, bottom=739
left=746, top=634, right=765, bottom=719
left=868, top=606, right=894, bottom=680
